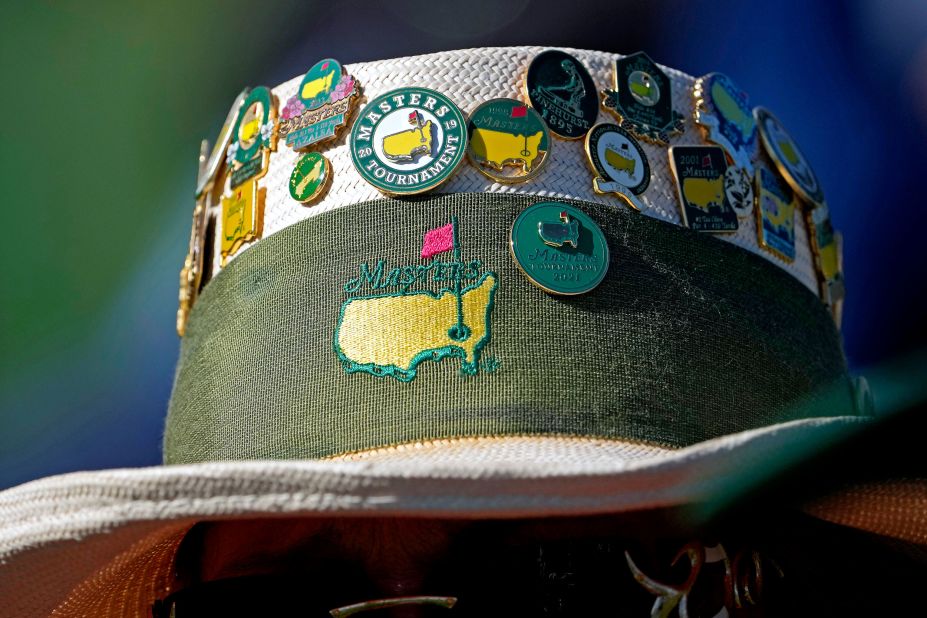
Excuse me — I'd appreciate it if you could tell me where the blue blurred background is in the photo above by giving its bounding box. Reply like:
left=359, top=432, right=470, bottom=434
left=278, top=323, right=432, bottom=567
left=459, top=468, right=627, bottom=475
left=1, top=0, right=925, bottom=489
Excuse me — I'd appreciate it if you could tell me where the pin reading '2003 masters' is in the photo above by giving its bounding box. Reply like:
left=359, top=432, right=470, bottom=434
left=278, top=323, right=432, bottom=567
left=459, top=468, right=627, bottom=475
left=226, top=86, right=278, bottom=188
left=279, top=58, right=360, bottom=152
left=350, top=87, right=467, bottom=196
left=510, top=202, right=610, bottom=295
left=467, top=98, right=550, bottom=183
left=585, top=123, right=651, bottom=212
left=526, top=50, right=598, bottom=140
left=668, top=146, right=739, bottom=233
left=602, top=51, right=684, bottom=146
left=754, top=106, right=825, bottom=209
left=289, top=152, right=330, bottom=205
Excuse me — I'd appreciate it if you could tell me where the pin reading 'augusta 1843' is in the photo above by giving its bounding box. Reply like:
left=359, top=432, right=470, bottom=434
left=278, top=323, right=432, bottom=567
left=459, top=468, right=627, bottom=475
left=602, top=51, right=684, bottom=145
left=754, top=106, right=825, bottom=209
left=584, top=123, right=651, bottom=212
left=279, top=58, right=360, bottom=152
left=526, top=50, right=598, bottom=140
left=227, top=86, right=278, bottom=188
left=510, top=202, right=610, bottom=295
left=350, top=87, right=467, bottom=196
left=467, top=98, right=550, bottom=183
left=668, top=146, right=739, bottom=233
left=289, top=152, right=331, bottom=204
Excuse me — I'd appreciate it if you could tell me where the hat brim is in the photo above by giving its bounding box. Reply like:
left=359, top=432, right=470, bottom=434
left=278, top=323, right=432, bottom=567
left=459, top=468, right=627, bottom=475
left=0, top=415, right=868, bottom=617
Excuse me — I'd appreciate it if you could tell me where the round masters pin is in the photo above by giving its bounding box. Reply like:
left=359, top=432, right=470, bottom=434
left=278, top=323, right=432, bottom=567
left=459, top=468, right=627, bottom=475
left=289, top=152, right=330, bottom=204
left=510, top=202, right=610, bottom=295
left=584, top=123, right=651, bottom=212
left=350, top=87, right=467, bottom=196
left=525, top=50, right=598, bottom=140
left=754, top=106, right=825, bottom=209
left=467, top=98, right=550, bottom=183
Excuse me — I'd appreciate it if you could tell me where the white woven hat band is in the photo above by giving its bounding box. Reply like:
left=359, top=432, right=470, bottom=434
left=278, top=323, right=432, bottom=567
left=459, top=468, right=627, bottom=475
left=206, top=46, right=822, bottom=296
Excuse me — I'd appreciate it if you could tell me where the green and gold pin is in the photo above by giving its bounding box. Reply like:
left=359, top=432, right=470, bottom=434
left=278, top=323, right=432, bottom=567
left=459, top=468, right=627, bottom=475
left=754, top=106, right=825, bottom=209
left=510, top=202, right=610, bottom=295
left=350, top=87, right=467, bottom=196
left=602, top=52, right=684, bottom=146
left=220, top=176, right=264, bottom=266
left=289, top=152, right=331, bottom=204
left=466, top=98, right=550, bottom=183
left=668, top=146, right=739, bottom=233
left=525, top=50, right=598, bottom=140
left=227, top=86, right=278, bottom=188
left=279, top=58, right=360, bottom=151
left=584, top=123, right=651, bottom=212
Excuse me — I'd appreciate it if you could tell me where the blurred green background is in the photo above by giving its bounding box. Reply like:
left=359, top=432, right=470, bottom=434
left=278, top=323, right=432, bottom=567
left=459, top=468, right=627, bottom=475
left=1, top=0, right=925, bottom=488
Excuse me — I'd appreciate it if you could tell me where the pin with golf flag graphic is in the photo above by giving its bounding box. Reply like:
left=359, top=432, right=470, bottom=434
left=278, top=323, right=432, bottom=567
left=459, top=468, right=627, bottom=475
left=421, top=216, right=469, bottom=341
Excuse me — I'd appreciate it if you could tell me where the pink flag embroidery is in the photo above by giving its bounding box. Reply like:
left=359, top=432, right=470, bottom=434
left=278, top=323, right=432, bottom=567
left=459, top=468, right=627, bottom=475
left=421, top=222, right=455, bottom=259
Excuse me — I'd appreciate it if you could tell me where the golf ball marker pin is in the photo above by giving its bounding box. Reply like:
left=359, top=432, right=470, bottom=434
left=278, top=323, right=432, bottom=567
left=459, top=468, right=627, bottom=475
left=525, top=50, right=598, bottom=140
left=754, top=106, right=825, bottom=209
left=584, top=123, right=651, bottom=212
left=510, top=202, right=610, bottom=295
left=350, top=87, right=467, bottom=196
left=289, top=152, right=331, bottom=205
left=279, top=58, right=360, bottom=152
left=227, top=86, right=278, bottom=188
left=602, top=51, right=684, bottom=146
left=466, top=98, right=551, bottom=183
left=668, top=146, right=739, bottom=233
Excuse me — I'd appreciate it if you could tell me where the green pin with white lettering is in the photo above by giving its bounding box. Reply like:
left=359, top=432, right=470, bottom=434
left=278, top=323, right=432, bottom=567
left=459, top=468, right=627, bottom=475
left=349, top=87, right=468, bottom=196
left=509, top=202, right=610, bottom=295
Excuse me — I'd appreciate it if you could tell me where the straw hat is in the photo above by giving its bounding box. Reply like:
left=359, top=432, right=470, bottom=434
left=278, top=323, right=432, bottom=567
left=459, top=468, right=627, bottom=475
left=1, top=47, right=921, bottom=617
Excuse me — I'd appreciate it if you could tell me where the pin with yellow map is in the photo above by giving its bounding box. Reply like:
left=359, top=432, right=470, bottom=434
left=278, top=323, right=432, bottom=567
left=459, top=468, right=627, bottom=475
left=806, top=204, right=845, bottom=327
left=693, top=74, right=757, bottom=172
left=289, top=152, right=330, bottom=205
left=279, top=58, right=360, bottom=151
left=584, top=123, right=651, bottom=212
left=466, top=98, right=550, bottom=183
left=226, top=86, right=278, bottom=188
left=220, top=176, right=264, bottom=266
left=350, top=87, right=468, bottom=196
left=668, top=145, right=739, bottom=232
left=754, top=106, right=825, bottom=210
left=755, top=163, right=797, bottom=262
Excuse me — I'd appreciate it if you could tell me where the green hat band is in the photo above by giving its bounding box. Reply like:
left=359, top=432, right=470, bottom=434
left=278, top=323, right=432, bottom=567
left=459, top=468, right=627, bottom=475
left=165, top=193, right=852, bottom=464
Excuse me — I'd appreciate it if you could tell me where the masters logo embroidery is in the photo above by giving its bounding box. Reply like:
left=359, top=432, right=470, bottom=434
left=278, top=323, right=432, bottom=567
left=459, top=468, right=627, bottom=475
left=334, top=217, right=498, bottom=382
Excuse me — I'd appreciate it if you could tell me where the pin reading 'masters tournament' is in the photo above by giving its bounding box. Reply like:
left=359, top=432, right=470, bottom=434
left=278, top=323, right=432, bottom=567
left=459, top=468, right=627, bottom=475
left=754, top=106, right=825, bottom=210
left=584, top=123, right=651, bottom=212
left=226, top=86, right=278, bottom=188
left=602, top=51, right=684, bottom=146
left=510, top=202, right=610, bottom=295
left=278, top=58, right=360, bottom=152
left=525, top=50, right=598, bottom=140
left=668, top=146, right=739, bottom=232
left=466, top=98, right=550, bottom=183
left=350, top=87, right=467, bottom=196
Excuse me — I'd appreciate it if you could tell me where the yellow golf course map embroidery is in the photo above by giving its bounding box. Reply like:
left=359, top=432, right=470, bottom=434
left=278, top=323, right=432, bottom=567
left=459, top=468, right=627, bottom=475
left=334, top=217, right=498, bottom=382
